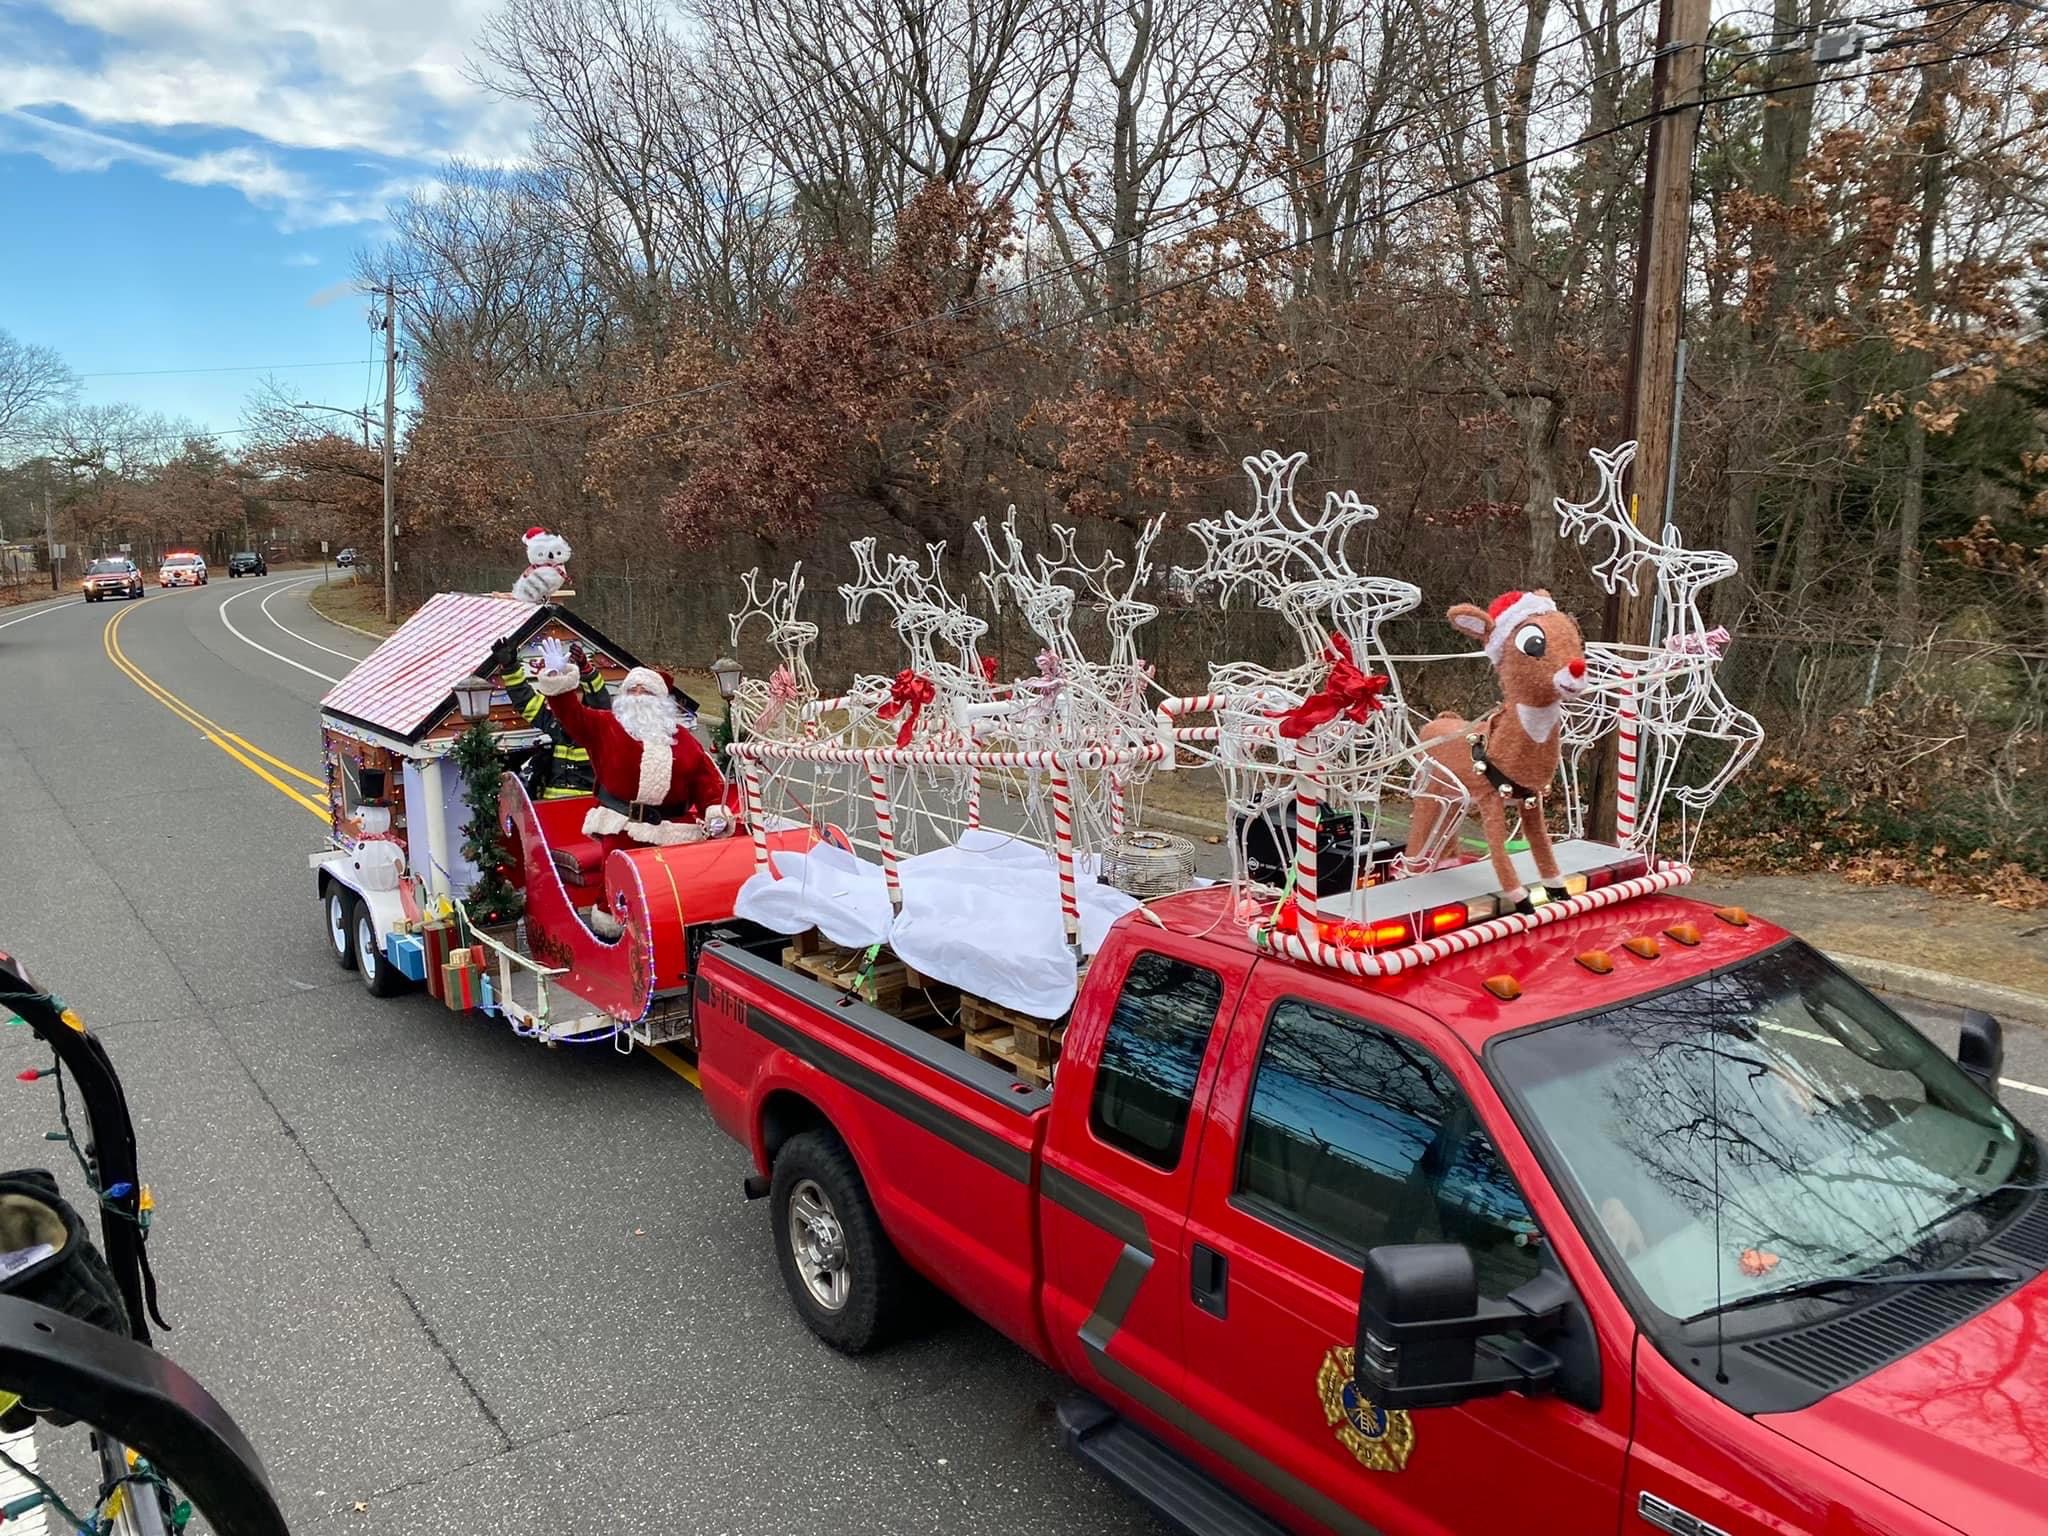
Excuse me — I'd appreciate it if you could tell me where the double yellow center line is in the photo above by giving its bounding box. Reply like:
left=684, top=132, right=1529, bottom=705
left=103, top=598, right=331, bottom=821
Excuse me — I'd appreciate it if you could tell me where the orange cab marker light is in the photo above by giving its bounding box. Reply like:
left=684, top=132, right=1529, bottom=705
left=1483, top=974, right=1521, bottom=1000
left=1622, top=935, right=1661, bottom=960
left=1714, top=906, right=1751, bottom=927
left=1664, top=922, right=1702, bottom=946
left=1576, top=950, right=1614, bottom=975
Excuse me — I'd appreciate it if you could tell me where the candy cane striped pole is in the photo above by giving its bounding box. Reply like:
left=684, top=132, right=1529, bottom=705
left=869, top=767, right=902, bottom=908
left=965, top=765, right=982, bottom=831
left=1292, top=754, right=1322, bottom=924
left=743, top=766, right=769, bottom=871
left=1614, top=666, right=1641, bottom=844
left=1050, top=769, right=1081, bottom=948
left=1108, top=771, right=1126, bottom=838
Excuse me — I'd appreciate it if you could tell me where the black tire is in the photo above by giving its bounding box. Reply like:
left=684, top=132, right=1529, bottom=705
left=352, top=897, right=406, bottom=997
left=324, top=884, right=356, bottom=970
left=770, top=1130, right=906, bottom=1353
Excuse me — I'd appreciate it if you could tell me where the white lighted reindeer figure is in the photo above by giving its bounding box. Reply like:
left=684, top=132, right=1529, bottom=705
left=974, top=506, right=1172, bottom=841
left=1552, top=442, right=1763, bottom=860
left=839, top=537, right=996, bottom=743
left=729, top=564, right=821, bottom=741
left=1168, top=450, right=1422, bottom=903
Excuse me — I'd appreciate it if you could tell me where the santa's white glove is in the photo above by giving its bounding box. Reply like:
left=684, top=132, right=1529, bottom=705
left=702, top=803, right=733, bottom=839
left=536, top=636, right=571, bottom=673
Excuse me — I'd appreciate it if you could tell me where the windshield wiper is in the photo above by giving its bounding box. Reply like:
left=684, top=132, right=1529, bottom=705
left=1690, top=1264, right=2022, bottom=1322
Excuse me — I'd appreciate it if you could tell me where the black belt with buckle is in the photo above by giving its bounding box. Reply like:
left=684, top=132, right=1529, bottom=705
left=597, top=788, right=689, bottom=823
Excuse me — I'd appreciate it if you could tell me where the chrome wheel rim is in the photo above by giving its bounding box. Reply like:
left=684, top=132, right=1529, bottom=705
left=355, top=914, right=378, bottom=980
left=328, top=892, right=349, bottom=956
left=787, top=1179, right=851, bottom=1312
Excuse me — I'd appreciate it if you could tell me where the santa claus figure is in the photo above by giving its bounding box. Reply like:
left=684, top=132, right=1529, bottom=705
left=523, top=638, right=731, bottom=848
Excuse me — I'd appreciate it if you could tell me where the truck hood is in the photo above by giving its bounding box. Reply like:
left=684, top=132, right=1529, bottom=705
left=1758, top=1270, right=2048, bottom=1534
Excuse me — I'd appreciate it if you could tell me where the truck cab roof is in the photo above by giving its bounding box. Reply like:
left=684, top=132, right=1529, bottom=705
left=1143, top=883, right=1789, bottom=1057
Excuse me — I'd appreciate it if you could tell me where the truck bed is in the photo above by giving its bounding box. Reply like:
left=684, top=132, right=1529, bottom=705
left=695, top=940, right=1059, bottom=1362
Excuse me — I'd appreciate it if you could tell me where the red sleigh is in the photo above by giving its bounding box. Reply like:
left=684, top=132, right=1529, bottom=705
left=494, top=773, right=813, bottom=1043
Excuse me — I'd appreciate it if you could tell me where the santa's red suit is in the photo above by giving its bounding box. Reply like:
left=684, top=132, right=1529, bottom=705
left=532, top=664, right=730, bottom=846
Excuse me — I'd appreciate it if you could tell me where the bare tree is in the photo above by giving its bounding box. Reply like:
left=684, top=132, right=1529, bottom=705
left=0, top=329, right=78, bottom=455
left=1032, top=0, right=1264, bottom=316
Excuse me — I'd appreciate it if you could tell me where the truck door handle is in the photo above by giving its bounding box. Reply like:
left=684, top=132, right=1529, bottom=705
left=1190, top=1243, right=1228, bottom=1317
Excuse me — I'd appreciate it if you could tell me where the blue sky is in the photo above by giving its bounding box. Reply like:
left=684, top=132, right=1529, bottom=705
left=0, top=0, right=525, bottom=439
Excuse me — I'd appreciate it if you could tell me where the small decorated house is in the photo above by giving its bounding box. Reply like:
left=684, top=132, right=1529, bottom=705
left=315, top=594, right=646, bottom=905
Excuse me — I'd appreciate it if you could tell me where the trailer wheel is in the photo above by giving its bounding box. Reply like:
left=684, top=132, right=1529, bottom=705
left=352, top=898, right=406, bottom=998
left=325, top=885, right=356, bottom=970
left=771, top=1131, right=904, bottom=1353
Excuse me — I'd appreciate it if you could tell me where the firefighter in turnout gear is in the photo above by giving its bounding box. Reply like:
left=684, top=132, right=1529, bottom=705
left=499, top=639, right=610, bottom=798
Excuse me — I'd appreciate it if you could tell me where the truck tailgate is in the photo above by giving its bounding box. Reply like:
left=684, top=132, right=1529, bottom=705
left=696, top=941, right=1056, bottom=1362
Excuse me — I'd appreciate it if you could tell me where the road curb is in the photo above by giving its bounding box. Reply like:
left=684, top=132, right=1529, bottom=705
left=1825, top=952, right=2048, bottom=1029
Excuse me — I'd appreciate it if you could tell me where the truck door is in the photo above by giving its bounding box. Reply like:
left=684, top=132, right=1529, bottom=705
left=1039, top=942, right=1243, bottom=1429
left=1178, top=982, right=1631, bottom=1536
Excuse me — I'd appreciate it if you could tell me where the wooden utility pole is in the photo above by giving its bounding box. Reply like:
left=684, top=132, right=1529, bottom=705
left=1596, top=0, right=1708, bottom=839
left=381, top=276, right=397, bottom=626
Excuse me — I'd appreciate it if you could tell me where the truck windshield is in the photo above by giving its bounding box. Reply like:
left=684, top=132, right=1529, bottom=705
left=1491, top=942, right=2036, bottom=1322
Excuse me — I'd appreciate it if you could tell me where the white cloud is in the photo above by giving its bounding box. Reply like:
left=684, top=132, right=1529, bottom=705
left=0, top=2, right=529, bottom=225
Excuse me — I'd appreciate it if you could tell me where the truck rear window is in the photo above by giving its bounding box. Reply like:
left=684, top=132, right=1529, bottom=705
left=1089, top=952, right=1225, bottom=1170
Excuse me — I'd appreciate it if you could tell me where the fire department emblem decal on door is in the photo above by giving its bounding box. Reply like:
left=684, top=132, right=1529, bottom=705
left=1316, top=1347, right=1415, bottom=1473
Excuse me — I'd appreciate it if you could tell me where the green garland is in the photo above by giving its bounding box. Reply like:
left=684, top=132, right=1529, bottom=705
left=712, top=707, right=736, bottom=776
left=450, top=719, right=524, bottom=925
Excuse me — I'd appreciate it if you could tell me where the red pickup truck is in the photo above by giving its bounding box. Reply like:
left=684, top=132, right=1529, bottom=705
left=696, top=871, right=2044, bottom=1536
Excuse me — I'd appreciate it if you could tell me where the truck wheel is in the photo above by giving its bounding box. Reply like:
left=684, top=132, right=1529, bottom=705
left=325, top=886, right=356, bottom=970
left=352, top=898, right=405, bottom=998
left=771, top=1131, right=904, bottom=1354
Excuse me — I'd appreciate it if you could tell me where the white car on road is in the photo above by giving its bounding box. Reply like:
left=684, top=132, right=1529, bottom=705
left=159, top=552, right=208, bottom=588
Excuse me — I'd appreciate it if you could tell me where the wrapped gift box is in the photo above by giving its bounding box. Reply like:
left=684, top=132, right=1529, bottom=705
left=389, top=934, right=428, bottom=983
left=442, top=956, right=481, bottom=1011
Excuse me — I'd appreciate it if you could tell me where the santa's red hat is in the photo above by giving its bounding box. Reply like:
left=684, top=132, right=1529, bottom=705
left=1482, top=590, right=1555, bottom=663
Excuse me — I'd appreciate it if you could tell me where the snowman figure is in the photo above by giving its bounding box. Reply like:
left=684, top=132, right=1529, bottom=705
left=512, top=528, right=571, bottom=604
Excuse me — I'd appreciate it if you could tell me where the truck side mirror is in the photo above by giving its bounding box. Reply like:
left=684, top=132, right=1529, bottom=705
left=1355, top=1244, right=1569, bottom=1411
left=1957, top=1009, right=2003, bottom=1097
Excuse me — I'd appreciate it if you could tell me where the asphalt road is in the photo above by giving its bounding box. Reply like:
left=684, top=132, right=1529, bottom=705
left=2, top=575, right=2044, bottom=1536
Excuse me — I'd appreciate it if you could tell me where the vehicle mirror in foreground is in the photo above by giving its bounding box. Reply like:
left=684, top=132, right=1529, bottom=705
left=1355, top=1244, right=1570, bottom=1411
left=1957, top=1009, right=2004, bottom=1098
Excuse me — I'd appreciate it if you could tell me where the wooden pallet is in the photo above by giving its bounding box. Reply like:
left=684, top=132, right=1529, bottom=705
left=962, top=993, right=1070, bottom=1087
left=782, top=935, right=960, bottom=1030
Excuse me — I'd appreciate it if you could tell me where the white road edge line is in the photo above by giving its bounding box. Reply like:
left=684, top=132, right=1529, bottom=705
left=259, top=575, right=365, bottom=663
left=219, top=576, right=342, bottom=685
left=0, top=598, right=80, bottom=632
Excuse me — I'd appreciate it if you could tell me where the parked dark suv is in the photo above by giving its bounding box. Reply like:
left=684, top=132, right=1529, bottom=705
left=227, top=551, right=267, bottom=577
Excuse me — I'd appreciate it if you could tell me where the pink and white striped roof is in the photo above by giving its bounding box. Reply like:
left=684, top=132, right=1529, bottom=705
left=320, top=593, right=535, bottom=739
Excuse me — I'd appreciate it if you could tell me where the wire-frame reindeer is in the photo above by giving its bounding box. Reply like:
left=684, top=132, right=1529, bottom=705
left=1552, top=442, right=1764, bottom=860
left=975, top=506, right=1165, bottom=751
left=729, top=563, right=821, bottom=739
left=839, top=537, right=997, bottom=744
left=1169, top=451, right=1422, bottom=827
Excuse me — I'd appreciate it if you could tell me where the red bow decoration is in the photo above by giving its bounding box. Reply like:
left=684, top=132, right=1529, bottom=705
left=1272, top=635, right=1390, bottom=740
left=876, top=669, right=936, bottom=747
left=979, top=655, right=1000, bottom=684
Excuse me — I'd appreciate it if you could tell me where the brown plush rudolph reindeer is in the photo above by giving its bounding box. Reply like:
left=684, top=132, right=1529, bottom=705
left=1404, top=590, right=1590, bottom=908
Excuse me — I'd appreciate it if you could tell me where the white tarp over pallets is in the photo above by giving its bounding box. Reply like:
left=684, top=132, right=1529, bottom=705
left=735, top=829, right=1138, bottom=1019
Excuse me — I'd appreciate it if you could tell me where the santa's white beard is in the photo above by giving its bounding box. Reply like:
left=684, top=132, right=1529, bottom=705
left=613, top=691, right=681, bottom=746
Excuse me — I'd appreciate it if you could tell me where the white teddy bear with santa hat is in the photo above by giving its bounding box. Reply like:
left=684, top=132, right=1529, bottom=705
left=511, top=528, right=571, bottom=604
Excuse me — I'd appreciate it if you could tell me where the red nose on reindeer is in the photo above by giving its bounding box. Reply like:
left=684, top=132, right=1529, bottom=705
left=1568, top=657, right=1586, bottom=678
